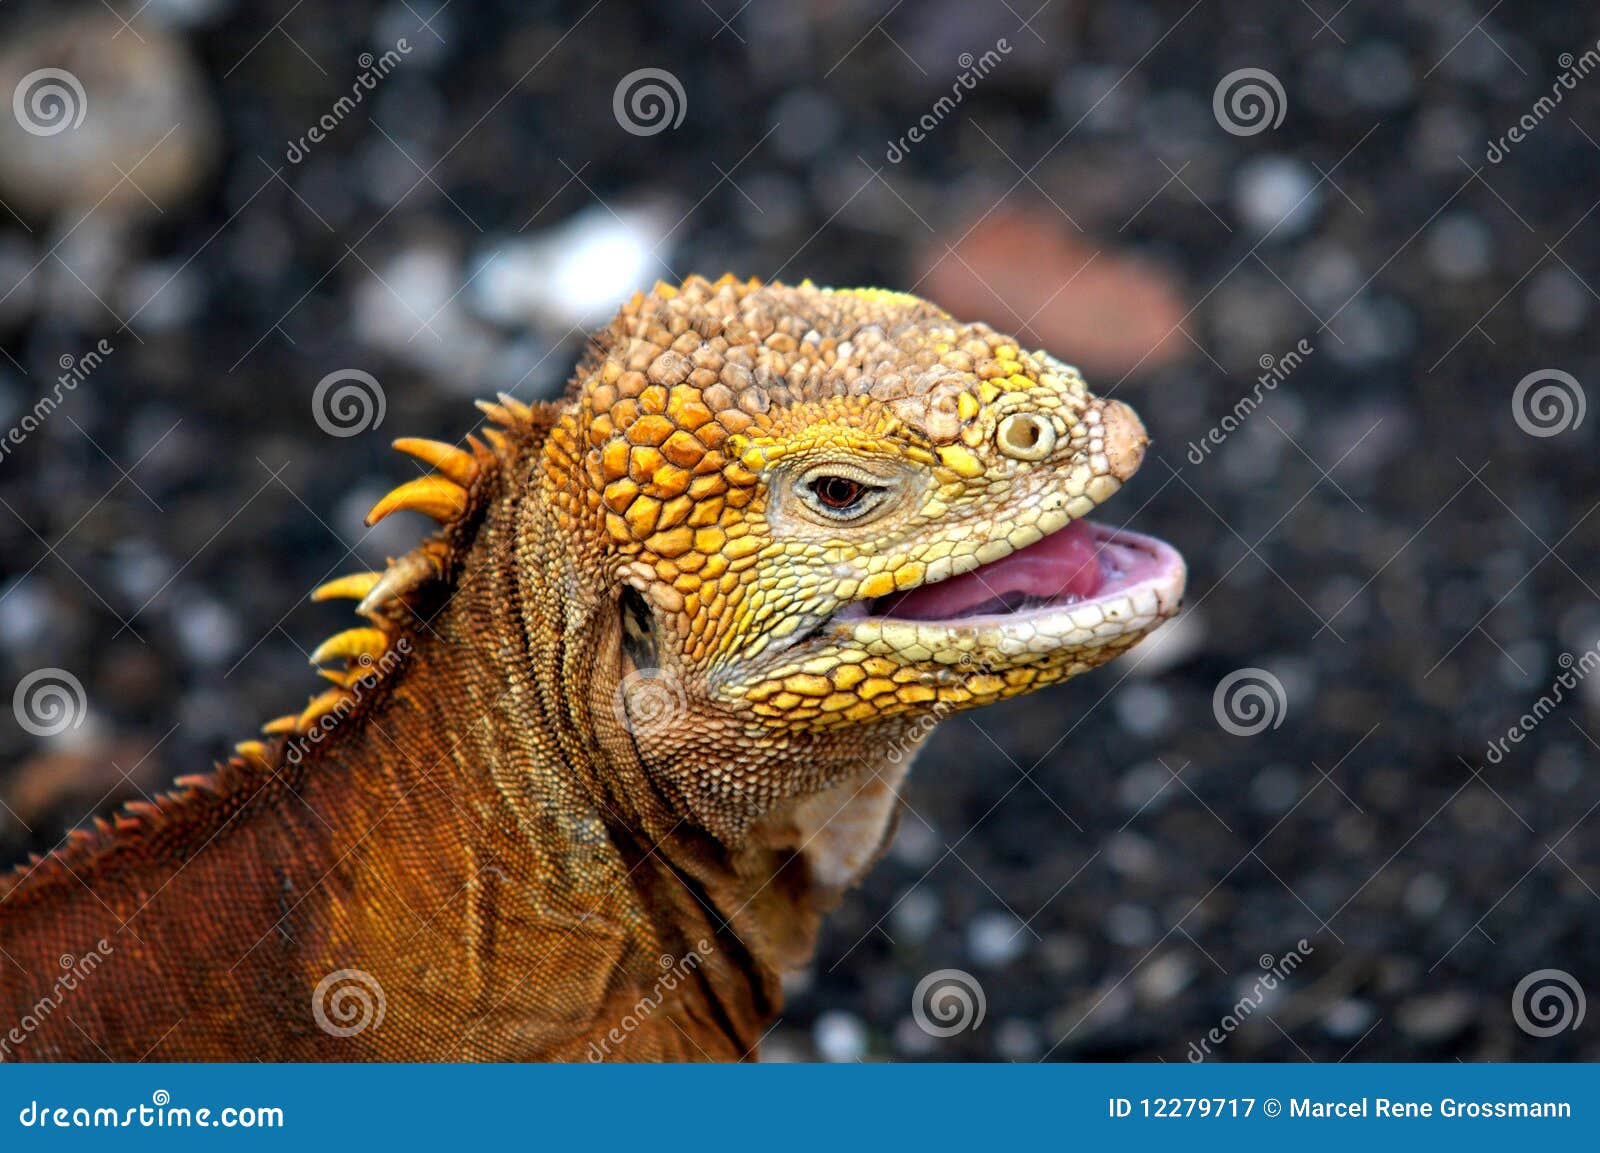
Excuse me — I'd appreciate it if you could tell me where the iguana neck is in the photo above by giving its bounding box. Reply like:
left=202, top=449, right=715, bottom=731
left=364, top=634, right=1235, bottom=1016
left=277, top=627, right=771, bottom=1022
left=438, top=425, right=919, bottom=997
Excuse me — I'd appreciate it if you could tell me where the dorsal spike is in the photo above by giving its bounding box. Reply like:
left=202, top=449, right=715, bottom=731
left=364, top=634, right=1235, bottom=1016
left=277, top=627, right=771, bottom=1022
left=262, top=714, right=299, bottom=735
left=354, top=549, right=438, bottom=616
left=311, top=572, right=383, bottom=603
left=392, top=437, right=479, bottom=486
left=297, top=689, right=349, bottom=730
left=494, top=392, right=534, bottom=423
left=365, top=476, right=469, bottom=527
left=309, top=627, right=390, bottom=667
left=475, top=399, right=516, bottom=429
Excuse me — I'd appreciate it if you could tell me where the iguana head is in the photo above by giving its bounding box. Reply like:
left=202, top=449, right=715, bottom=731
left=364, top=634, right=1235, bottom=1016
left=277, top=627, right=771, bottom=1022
left=530, top=276, right=1185, bottom=844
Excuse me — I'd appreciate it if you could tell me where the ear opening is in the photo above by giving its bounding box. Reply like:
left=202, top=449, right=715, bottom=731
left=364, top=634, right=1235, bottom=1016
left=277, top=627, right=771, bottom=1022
left=619, top=586, right=659, bottom=673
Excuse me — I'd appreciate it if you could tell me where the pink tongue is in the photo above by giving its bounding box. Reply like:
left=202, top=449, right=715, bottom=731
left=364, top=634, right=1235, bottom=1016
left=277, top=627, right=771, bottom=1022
left=876, top=519, right=1106, bottom=621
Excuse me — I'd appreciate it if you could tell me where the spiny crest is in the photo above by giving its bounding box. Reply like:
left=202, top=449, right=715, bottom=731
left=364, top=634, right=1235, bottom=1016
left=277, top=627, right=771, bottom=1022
left=280, top=393, right=557, bottom=741
left=0, top=395, right=555, bottom=898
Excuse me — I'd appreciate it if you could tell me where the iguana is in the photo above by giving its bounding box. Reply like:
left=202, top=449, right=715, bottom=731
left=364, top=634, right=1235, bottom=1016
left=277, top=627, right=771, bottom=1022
left=0, top=277, right=1184, bottom=1061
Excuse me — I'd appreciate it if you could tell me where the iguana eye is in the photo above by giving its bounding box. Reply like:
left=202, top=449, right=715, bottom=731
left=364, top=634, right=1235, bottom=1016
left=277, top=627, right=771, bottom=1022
left=795, top=468, right=891, bottom=522
left=811, top=475, right=868, bottom=510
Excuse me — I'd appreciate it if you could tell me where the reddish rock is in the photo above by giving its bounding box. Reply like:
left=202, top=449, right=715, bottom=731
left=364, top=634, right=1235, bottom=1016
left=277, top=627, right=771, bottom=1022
left=917, top=206, right=1191, bottom=379
left=3, top=738, right=164, bottom=835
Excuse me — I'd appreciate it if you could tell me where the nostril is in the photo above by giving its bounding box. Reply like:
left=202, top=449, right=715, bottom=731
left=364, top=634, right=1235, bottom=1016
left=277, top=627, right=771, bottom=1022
left=1100, top=399, right=1148, bottom=482
left=997, top=413, right=1057, bottom=461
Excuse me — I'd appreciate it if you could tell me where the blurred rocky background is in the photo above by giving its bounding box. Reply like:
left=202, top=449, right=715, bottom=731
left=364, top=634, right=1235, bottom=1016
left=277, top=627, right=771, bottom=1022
left=0, top=0, right=1596, bottom=1061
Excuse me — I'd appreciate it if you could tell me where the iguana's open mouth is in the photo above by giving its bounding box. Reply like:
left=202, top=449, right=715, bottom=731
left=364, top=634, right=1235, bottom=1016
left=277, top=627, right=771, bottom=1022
left=861, top=518, right=1177, bottom=623
left=841, top=518, right=1184, bottom=631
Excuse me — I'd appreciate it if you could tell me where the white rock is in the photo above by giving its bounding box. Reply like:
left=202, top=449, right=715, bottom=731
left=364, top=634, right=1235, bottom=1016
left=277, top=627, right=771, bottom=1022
left=813, top=1011, right=869, bottom=1062
left=1235, top=156, right=1322, bottom=238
